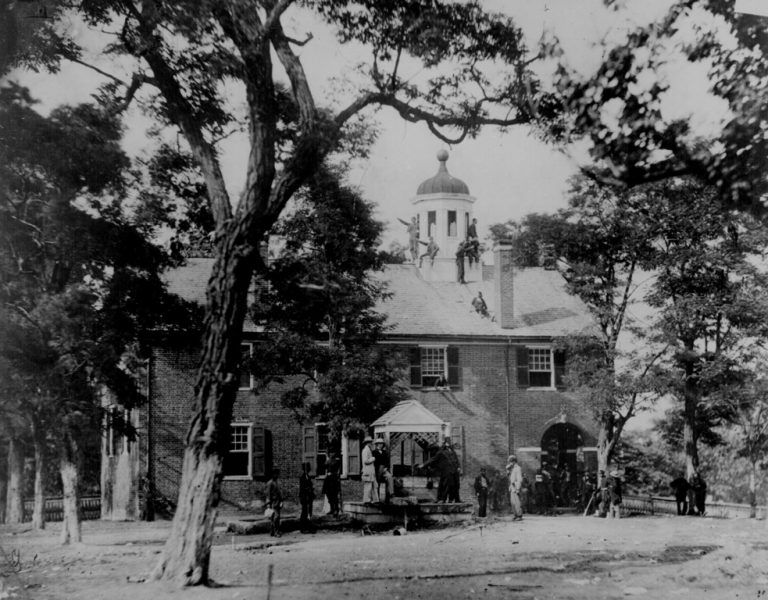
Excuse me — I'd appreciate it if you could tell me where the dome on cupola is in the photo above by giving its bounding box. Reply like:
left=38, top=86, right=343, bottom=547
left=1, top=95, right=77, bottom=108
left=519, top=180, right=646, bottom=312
left=416, top=150, right=470, bottom=195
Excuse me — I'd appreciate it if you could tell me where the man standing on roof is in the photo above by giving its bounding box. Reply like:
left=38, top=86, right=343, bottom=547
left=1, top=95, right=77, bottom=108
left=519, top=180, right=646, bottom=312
left=398, top=216, right=419, bottom=262
left=468, top=218, right=478, bottom=240
left=456, top=240, right=467, bottom=284
left=418, top=237, right=439, bottom=267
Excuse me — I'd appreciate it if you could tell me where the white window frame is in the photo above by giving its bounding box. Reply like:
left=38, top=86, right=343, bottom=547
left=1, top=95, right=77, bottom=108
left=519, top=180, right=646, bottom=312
left=420, top=345, right=448, bottom=387
left=239, top=343, right=254, bottom=390
left=527, top=346, right=555, bottom=390
left=224, top=422, right=253, bottom=480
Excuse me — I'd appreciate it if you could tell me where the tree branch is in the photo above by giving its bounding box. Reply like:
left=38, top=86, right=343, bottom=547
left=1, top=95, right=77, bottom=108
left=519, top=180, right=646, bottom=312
left=68, top=57, right=127, bottom=86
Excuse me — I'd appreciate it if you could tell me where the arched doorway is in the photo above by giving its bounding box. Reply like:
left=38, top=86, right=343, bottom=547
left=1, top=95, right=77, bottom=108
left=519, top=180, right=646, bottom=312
left=541, top=423, right=584, bottom=473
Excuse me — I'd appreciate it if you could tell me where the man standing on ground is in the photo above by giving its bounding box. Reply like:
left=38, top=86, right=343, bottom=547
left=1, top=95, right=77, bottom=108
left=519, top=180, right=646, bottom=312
left=373, top=438, right=395, bottom=504
left=691, top=472, right=707, bottom=516
left=607, top=468, right=623, bottom=520
left=299, top=462, right=315, bottom=533
left=265, top=469, right=283, bottom=537
left=670, top=476, right=690, bottom=516
left=507, top=455, right=523, bottom=521
left=361, top=436, right=378, bottom=504
left=474, top=467, right=490, bottom=517
left=420, top=438, right=460, bottom=503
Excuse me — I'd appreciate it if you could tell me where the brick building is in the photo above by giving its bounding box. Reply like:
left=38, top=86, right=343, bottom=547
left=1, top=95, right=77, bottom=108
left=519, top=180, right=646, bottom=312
left=101, top=151, right=599, bottom=519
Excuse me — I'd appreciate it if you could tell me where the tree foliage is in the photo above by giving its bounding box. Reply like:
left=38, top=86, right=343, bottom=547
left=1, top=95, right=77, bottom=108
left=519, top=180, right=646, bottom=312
left=249, top=165, right=408, bottom=433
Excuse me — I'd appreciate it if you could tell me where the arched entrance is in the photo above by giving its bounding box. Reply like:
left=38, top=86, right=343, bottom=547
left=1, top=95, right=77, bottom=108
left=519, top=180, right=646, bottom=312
left=540, top=423, right=587, bottom=508
left=541, top=423, right=584, bottom=473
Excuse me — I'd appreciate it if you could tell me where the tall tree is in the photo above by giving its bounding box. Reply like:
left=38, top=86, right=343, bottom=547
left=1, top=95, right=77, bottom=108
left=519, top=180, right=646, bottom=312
left=643, top=177, right=768, bottom=480
left=490, top=176, right=664, bottom=476
left=9, top=1, right=550, bottom=584
left=250, top=164, right=408, bottom=434
left=0, top=84, right=191, bottom=540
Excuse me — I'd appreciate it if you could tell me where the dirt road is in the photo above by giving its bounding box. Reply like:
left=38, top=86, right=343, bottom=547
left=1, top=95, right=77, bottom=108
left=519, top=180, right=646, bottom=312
left=1, top=514, right=766, bottom=599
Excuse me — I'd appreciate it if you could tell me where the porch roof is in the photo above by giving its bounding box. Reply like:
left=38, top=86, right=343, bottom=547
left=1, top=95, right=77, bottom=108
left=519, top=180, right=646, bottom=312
left=372, top=399, right=447, bottom=433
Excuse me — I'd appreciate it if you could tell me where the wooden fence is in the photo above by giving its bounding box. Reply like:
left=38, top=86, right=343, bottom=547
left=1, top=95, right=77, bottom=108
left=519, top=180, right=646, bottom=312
left=22, top=496, right=101, bottom=523
left=623, top=494, right=767, bottom=520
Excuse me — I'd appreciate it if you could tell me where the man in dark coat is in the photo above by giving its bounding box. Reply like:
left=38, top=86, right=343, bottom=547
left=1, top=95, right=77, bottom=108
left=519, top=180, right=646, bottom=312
left=474, top=468, right=490, bottom=517
left=322, top=453, right=341, bottom=516
left=265, top=469, right=283, bottom=537
left=299, top=462, right=315, bottom=533
left=691, top=472, right=707, bottom=516
left=419, top=438, right=460, bottom=503
left=670, top=476, right=690, bottom=516
left=373, top=438, right=394, bottom=504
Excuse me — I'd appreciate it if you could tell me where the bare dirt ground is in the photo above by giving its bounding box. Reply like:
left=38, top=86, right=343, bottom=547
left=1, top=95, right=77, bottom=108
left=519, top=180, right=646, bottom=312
left=1, top=512, right=767, bottom=600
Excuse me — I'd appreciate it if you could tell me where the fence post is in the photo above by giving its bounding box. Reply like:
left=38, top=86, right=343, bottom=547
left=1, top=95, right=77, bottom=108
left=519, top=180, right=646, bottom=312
left=649, top=494, right=654, bottom=516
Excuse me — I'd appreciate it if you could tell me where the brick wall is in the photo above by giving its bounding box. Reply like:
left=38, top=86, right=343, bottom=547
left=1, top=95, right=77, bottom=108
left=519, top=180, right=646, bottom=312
left=144, top=338, right=598, bottom=515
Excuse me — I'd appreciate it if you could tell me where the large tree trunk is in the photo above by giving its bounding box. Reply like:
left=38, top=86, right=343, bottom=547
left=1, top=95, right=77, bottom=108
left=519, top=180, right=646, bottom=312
left=32, top=424, right=46, bottom=530
left=595, top=410, right=615, bottom=482
left=150, top=240, right=254, bottom=586
left=0, top=441, right=8, bottom=523
left=6, top=437, right=25, bottom=524
left=683, top=379, right=699, bottom=480
left=60, top=432, right=81, bottom=545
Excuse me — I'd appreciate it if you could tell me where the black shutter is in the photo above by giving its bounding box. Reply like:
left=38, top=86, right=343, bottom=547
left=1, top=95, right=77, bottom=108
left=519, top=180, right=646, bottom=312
left=346, top=430, right=362, bottom=478
left=447, top=347, right=460, bottom=387
left=409, top=347, right=422, bottom=387
left=516, top=346, right=529, bottom=387
left=554, top=350, right=566, bottom=390
left=252, top=425, right=266, bottom=477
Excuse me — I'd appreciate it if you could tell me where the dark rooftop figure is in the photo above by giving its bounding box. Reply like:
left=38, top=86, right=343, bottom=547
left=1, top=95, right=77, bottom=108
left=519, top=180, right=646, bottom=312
left=471, top=291, right=493, bottom=320
left=468, top=218, right=478, bottom=240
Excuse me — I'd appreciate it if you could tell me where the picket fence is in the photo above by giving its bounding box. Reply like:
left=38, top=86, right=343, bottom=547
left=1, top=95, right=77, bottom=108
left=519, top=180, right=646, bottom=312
left=623, top=494, right=768, bottom=520
left=21, top=496, right=101, bottom=523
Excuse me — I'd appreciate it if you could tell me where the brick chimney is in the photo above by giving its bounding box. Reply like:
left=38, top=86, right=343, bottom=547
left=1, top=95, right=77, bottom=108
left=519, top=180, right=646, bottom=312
left=494, top=241, right=515, bottom=329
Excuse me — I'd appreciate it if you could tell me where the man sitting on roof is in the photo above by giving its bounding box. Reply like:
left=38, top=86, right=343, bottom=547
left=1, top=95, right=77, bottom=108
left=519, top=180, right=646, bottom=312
left=418, top=237, right=439, bottom=267
left=471, top=291, right=492, bottom=320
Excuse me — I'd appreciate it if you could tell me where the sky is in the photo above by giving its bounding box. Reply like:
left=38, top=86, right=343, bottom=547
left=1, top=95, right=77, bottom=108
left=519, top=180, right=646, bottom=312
left=7, top=0, right=736, bottom=430
left=10, top=0, right=732, bottom=253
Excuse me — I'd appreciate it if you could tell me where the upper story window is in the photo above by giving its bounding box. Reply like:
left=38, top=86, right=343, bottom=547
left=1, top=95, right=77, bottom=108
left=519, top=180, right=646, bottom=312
left=427, top=211, right=437, bottom=238
left=240, top=343, right=253, bottom=390
left=447, top=211, right=457, bottom=237
left=409, top=346, right=460, bottom=388
left=517, top=346, right=565, bottom=390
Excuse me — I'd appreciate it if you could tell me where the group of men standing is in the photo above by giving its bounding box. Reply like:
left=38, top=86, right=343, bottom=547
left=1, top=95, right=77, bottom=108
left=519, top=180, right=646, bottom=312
left=361, top=436, right=395, bottom=504
left=670, top=472, right=707, bottom=516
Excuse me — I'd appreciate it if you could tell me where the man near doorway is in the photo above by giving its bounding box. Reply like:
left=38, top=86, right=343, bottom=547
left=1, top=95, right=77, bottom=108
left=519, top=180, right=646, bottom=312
left=507, top=455, right=523, bottom=521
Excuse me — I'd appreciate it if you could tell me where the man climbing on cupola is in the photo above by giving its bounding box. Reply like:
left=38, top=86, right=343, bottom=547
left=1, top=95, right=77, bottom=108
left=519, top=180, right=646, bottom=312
left=398, top=216, right=420, bottom=262
left=418, top=236, right=439, bottom=267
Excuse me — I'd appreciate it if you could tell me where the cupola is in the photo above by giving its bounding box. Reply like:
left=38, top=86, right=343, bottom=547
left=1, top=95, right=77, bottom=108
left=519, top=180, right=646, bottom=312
left=416, top=149, right=470, bottom=195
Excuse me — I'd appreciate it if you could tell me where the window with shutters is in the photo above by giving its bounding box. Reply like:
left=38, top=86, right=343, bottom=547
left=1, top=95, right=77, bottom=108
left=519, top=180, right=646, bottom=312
left=223, top=423, right=267, bottom=479
left=516, top=346, right=566, bottom=390
left=239, top=343, right=253, bottom=390
left=410, top=346, right=460, bottom=388
left=303, top=425, right=361, bottom=479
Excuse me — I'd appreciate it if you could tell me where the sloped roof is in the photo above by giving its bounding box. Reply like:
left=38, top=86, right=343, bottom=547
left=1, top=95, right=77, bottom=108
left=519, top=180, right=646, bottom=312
left=372, top=399, right=447, bottom=429
left=163, top=258, right=594, bottom=339
left=375, top=264, right=594, bottom=339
